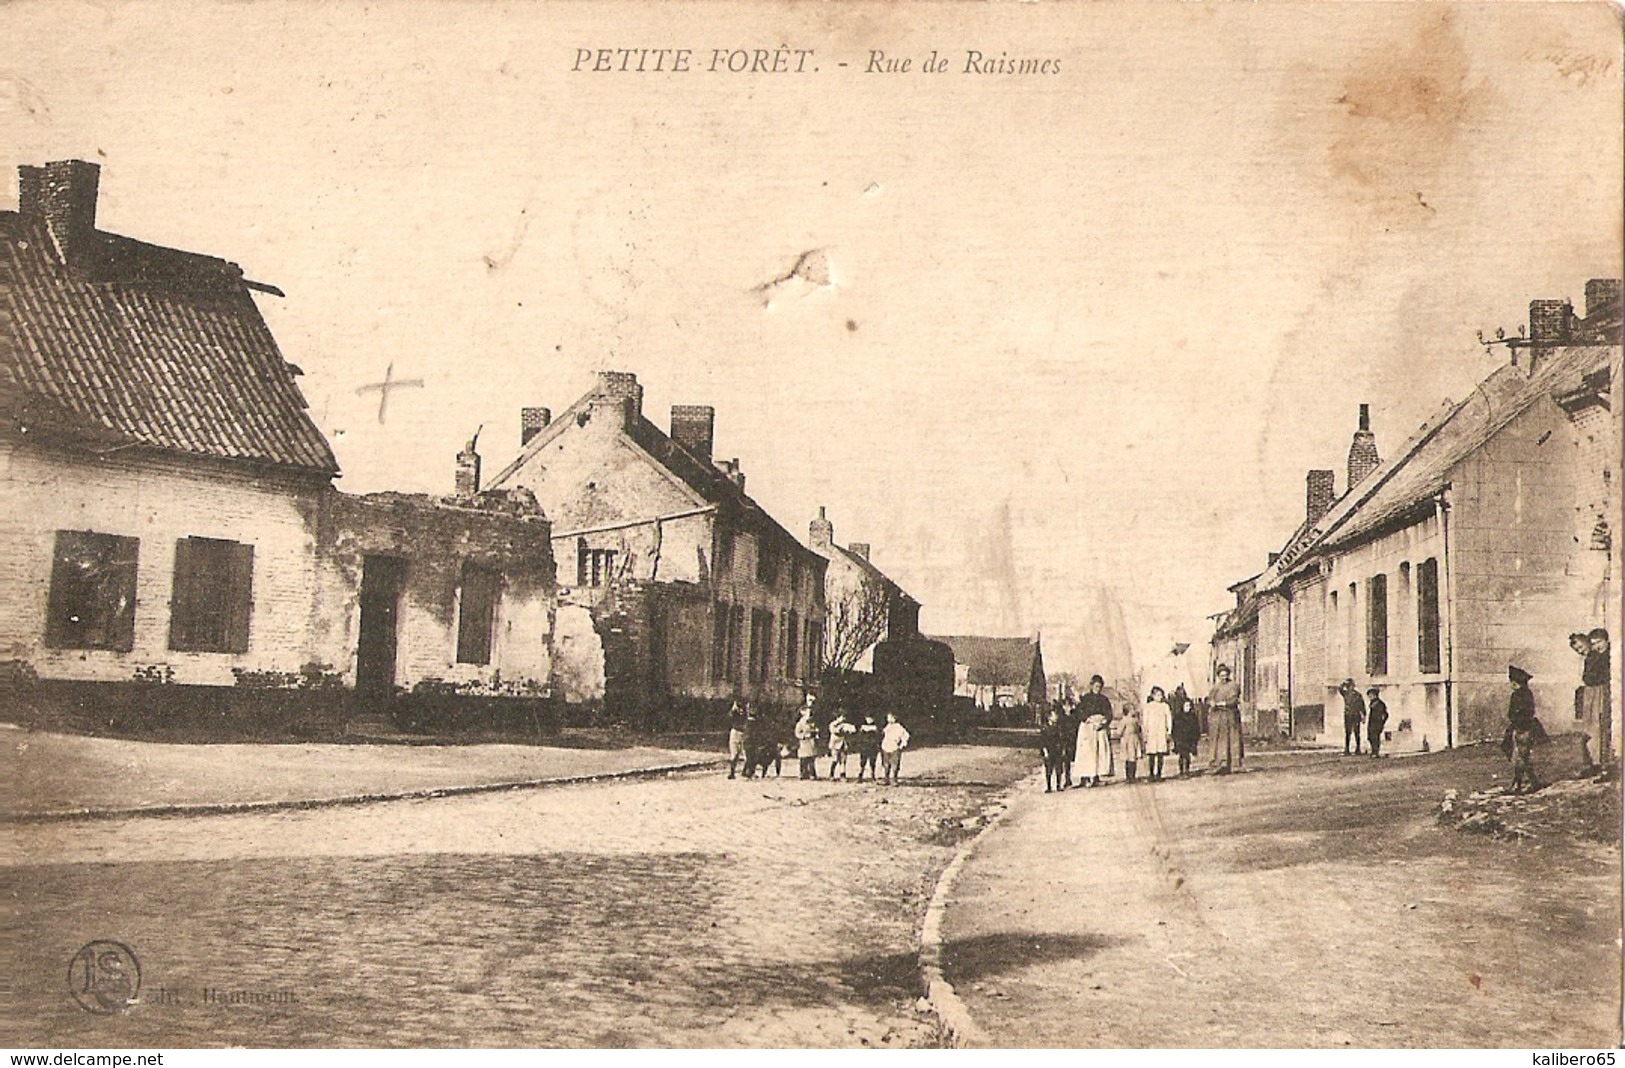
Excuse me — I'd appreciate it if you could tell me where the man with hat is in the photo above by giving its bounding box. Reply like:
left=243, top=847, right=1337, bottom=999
left=1365, top=688, right=1389, bottom=757
left=1504, top=664, right=1547, bottom=794
left=1339, top=679, right=1366, bottom=756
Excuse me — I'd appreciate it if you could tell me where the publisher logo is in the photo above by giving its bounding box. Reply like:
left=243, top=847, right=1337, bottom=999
left=68, top=940, right=141, bottom=1015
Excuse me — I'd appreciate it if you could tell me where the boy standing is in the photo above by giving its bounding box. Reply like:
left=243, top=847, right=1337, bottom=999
left=880, top=713, right=911, bottom=785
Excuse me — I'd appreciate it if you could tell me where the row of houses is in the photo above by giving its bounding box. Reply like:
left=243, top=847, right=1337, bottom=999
left=0, top=159, right=946, bottom=736
left=1211, top=280, right=1622, bottom=760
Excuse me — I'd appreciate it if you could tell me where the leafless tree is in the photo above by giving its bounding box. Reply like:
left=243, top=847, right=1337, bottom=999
left=823, top=576, right=890, bottom=673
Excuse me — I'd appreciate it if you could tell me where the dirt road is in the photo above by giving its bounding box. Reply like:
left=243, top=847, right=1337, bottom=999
left=940, top=747, right=1621, bottom=1047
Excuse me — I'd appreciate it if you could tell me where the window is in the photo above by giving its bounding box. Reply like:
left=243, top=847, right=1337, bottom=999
left=727, top=604, right=745, bottom=683
left=1366, top=573, right=1388, bottom=676
left=756, top=538, right=780, bottom=586
left=1417, top=558, right=1441, bottom=674
left=749, top=608, right=774, bottom=682
left=711, top=601, right=730, bottom=682
left=169, top=537, right=253, bottom=653
left=805, top=619, right=823, bottom=682
left=786, top=609, right=800, bottom=680
left=46, top=530, right=138, bottom=651
left=576, top=539, right=618, bottom=587
left=456, top=562, right=500, bottom=665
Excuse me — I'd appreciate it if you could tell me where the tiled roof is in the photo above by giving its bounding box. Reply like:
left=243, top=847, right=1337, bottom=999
left=925, top=634, right=1041, bottom=686
left=0, top=212, right=338, bottom=476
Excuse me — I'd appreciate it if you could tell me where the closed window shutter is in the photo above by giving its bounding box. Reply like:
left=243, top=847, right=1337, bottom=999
left=169, top=537, right=197, bottom=651
left=227, top=542, right=254, bottom=654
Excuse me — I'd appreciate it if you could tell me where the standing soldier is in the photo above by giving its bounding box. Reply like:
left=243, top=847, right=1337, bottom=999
left=1339, top=679, right=1367, bottom=755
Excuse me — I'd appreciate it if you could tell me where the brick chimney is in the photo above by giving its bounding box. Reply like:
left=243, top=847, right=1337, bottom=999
left=520, top=407, right=551, bottom=446
left=716, top=458, right=745, bottom=492
left=591, top=371, right=643, bottom=426
left=18, top=160, right=100, bottom=267
left=1306, top=469, right=1336, bottom=524
left=454, top=433, right=481, bottom=497
left=849, top=542, right=871, bottom=561
left=1347, top=404, right=1380, bottom=491
left=810, top=506, right=833, bottom=548
left=670, top=405, right=715, bottom=460
left=1529, top=299, right=1574, bottom=346
left=1584, top=279, right=1622, bottom=323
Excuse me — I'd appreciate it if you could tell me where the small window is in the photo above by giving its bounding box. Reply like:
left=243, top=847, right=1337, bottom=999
left=1366, top=573, right=1388, bottom=677
left=805, top=620, right=823, bottom=682
left=46, top=530, right=139, bottom=651
left=756, top=539, right=780, bottom=585
left=169, top=537, right=253, bottom=653
left=576, top=540, right=618, bottom=588
left=1417, top=558, right=1441, bottom=674
left=786, top=609, right=800, bottom=680
left=749, top=608, right=775, bottom=683
left=456, top=562, right=500, bottom=665
left=711, top=601, right=731, bottom=682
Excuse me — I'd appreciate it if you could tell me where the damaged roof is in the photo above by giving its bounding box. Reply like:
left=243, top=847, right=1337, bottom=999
left=0, top=210, right=338, bottom=476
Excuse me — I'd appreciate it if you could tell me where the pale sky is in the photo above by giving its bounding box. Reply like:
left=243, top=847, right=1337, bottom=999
left=4, top=0, right=1620, bottom=677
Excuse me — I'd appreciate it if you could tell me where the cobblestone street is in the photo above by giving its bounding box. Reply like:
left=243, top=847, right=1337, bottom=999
left=7, top=744, right=1032, bottom=1048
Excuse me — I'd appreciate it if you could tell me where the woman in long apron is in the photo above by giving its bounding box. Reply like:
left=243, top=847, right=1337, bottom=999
left=1208, top=664, right=1244, bottom=774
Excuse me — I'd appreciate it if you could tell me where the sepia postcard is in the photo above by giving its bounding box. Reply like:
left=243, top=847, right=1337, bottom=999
left=2, top=0, right=1621, bottom=1053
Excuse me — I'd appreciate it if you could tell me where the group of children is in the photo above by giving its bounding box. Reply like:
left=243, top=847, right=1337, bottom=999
left=726, top=699, right=912, bottom=785
left=1036, top=675, right=1204, bottom=792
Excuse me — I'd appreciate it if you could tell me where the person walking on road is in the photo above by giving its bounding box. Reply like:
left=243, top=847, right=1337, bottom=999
left=795, top=700, right=820, bottom=780
left=1208, top=665, right=1243, bottom=775
left=1171, top=688, right=1200, bottom=777
left=880, top=713, right=911, bottom=785
left=1365, top=689, right=1389, bottom=757
left=1039, top=708, right=1067, bottom=792
left=1142, top=686, right=1173, bottom=782
left=854, top=713, right=881, bottom=782
left=1340, top=679, right=1367, bottom=755
left=1504, top=664, right=1547, bottom=794
left=727, top=700, right=749, bottom=779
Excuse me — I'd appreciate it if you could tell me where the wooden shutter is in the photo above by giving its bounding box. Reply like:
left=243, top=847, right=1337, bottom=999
left=227, top=541, right=254, bottom=654
left=169, top=537, right=198, bottom=651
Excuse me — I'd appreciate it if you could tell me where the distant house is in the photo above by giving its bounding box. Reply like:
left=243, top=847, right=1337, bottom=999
left=806, top=506, right=921, bottom=671
left=486, top=371, right=827, bottom=720
left=1213, top=280, right=1622, bottom=758
left=0, top=160, right=555, bottom=735
left=926, top=634, right=1047, bottom=710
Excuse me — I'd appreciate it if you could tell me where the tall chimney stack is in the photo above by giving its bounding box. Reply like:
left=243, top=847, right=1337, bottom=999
left=521, top=407, right=551, bottom=446
left=1584, top=279, right=1622, bottom=324
left=810, top=506, right=833, bottom=548
left=454, top=433, right=482, bottom=497
left=1347, top=404, right=1380, bottom=491
left=1306, top=469, right=1336, bottom=524
left=670, top=405, right=715, bottom=460
left=18, top=160, right=100, bottom=267
left=592, top=371, right=643, bottom=426
left=1529, top=299, right=1574, bottom=347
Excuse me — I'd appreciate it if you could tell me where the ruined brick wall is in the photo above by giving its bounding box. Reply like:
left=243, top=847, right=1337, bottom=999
left=313, top=490, right=554, bottom=695
left=0, top=440, right=327, bottom=685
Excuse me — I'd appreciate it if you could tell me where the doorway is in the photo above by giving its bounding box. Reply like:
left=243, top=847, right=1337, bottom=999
left=356, top=555, right=405, bottom=700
